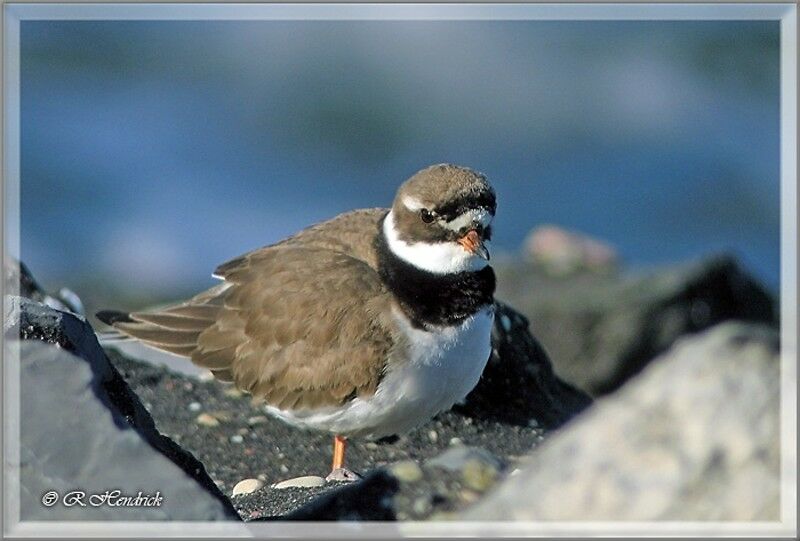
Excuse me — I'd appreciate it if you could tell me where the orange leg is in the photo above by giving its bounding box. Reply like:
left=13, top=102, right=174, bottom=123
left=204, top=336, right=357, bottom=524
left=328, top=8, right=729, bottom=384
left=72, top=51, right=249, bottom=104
left=332, top=435, right=347, bottom=470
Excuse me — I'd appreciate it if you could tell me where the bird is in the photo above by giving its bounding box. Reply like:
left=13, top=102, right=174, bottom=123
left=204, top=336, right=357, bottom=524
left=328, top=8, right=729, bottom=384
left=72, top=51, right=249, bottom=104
left=97, top=163, right=497, bottom=481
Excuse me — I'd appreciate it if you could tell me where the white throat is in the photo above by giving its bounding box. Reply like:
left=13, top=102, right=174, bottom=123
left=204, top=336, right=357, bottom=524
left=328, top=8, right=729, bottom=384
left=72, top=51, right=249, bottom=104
left=383, top=211, right=490, bottom=275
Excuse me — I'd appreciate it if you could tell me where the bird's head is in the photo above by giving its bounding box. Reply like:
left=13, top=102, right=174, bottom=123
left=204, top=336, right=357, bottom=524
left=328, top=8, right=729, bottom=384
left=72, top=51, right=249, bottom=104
left=384, top=163, right=496, bottom=274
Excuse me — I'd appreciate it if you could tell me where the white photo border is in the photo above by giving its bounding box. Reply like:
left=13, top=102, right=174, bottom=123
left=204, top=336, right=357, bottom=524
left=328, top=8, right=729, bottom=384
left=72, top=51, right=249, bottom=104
left=2, top=2, right=796, bottom=538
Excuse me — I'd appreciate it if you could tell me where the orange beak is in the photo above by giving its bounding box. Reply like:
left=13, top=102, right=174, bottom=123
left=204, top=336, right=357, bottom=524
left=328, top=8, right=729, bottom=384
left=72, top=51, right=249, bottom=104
left=457, top=230, right=490, bottom=260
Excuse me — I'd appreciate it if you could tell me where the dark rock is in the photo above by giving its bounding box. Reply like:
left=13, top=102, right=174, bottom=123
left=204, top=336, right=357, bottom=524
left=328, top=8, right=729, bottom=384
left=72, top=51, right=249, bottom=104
left=458, top=300, right=592, bottom=428
left=464, top=322, right=780, bottom=521
left=280, top=471, right=400, bottom=521
left=495, top=254, right=776, bottom=396
left=271, top=443, right=511, bottom=523
left=6, top=296, right=239, bottom=520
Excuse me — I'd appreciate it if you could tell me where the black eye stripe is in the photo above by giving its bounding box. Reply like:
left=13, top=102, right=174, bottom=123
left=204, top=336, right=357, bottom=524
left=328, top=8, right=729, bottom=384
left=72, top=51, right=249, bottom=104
left=434, top=192, right=496, bottom=220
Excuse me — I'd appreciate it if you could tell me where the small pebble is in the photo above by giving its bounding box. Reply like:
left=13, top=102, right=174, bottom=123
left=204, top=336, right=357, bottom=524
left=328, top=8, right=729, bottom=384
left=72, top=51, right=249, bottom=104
left=230, top=434, right=244, bottom=444
left=449, top=437, right=463, bottom=447
left=428, top=430, right=439, bottom=443
left=209, top=410, right=232, bottom=422
left=197, top=370, right=215, bottom=382
left=326, top=468, right=362, bottom=482
left=247, top=415, right=268, bottom=426
left=462, top=459, right=499, bottom=492
left=231, top=478, right=264, bottom=496
left=188, top=402, right=201, bottom=412
left=389, top=460, right=423, bottom=483
left=224, top=387, right=243, bottom=398
left=271, top=475, right=326, bottom=489
left=412, top=496, right=432, bottom=515
left=195, top=413, right=219, bottom=427
left=427, top=446, right=503, bottom=472
left=237, top=427, right=249, bottom=436
left=279, top=464, right=289, bottom=474
left=365, top=442, right=379, bottom=450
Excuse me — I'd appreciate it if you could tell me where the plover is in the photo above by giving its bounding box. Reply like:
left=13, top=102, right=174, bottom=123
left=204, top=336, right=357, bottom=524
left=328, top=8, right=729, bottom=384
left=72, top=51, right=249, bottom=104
left=98, top=163, right=497, bottom=480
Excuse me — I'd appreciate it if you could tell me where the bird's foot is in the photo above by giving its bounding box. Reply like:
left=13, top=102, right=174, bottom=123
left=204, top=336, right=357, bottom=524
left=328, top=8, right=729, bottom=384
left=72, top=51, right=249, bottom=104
left=326, top=467, right=362, bottom=483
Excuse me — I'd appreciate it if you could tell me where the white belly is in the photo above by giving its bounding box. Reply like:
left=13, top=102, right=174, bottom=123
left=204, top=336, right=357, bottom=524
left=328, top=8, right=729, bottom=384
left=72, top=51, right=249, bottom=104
left=264, top=305, right=495, bottom=439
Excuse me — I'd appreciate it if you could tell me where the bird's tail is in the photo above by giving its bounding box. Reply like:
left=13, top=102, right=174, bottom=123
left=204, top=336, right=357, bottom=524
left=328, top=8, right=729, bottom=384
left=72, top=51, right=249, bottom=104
left=95, top=283, right=228, bottom=354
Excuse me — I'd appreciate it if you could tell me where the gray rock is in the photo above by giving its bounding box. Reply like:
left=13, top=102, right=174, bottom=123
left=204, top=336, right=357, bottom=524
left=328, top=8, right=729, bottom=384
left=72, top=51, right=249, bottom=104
left=495, top=254, right=776, bottom=395
left=280, top=471, right=401, bottom=522
left=4, top=258, right=83, bottom=315
left=6, top=296, right=238, bottom=520
left=523, top=224, right=619, bottom=276
left=464, top=322, right=780, bottom=521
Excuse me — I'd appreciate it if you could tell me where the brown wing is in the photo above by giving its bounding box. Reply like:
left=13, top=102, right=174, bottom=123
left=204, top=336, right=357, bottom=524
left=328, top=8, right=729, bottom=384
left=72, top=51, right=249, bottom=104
left=113, top=246, right=396, bottom=411
left=219, top=208, right=387, bottom=273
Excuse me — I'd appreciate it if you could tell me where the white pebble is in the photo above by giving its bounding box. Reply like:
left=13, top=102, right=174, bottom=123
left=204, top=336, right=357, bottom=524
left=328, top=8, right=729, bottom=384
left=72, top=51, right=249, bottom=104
left=231, top=478, right=264, bottom=496
left=271, top=475, right=326, bottom=489
left=195, top=413, right=219, bottom=427
left=188, top=402, right=201, bottom=412
left=230, top=434, right=244, bottom=444
left=449, top=437, right=463, bottom=446
left=247, top=415, right=268, bottom=426
left=428, top=430, right=439, bottom=443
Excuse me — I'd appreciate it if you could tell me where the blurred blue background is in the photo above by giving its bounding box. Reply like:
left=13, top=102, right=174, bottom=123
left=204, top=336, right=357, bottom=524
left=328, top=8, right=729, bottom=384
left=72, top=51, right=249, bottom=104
left=20, top=20, right=780, bottom=310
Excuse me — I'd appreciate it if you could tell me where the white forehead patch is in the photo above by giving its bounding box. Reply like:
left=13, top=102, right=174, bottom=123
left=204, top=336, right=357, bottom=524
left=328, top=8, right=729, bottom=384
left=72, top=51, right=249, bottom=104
left=442, top=208, right=493, bottom=233
left=401, top=196, right=426, bottom=212
left=383, top=211, right=490, bottom=274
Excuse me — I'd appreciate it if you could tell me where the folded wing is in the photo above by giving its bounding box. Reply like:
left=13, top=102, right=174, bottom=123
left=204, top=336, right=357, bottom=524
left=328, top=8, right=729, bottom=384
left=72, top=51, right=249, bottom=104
left=104, top=246, right=395, bottom=411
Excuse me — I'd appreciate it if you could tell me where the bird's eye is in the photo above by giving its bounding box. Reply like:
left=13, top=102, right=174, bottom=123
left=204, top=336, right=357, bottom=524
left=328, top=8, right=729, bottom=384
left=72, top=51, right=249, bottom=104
left=420, top=209, right=435, bottom=224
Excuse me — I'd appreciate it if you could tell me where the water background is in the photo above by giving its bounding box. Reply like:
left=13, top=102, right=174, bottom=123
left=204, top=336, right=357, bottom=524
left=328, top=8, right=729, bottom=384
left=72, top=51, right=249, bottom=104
left=20, top=20, right=780, bottom=309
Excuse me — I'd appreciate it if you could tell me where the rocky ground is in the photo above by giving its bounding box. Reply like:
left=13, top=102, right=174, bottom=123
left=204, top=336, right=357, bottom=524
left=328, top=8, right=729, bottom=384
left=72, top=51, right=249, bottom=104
left=5, top=244, right=784, bottom=523
left=109, top=350, right=546, bottom=520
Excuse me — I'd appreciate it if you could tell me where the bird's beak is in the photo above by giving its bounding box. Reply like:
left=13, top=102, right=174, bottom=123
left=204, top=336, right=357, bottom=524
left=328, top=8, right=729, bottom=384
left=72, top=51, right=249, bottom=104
left=457, top=230, right=490, bottom=260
